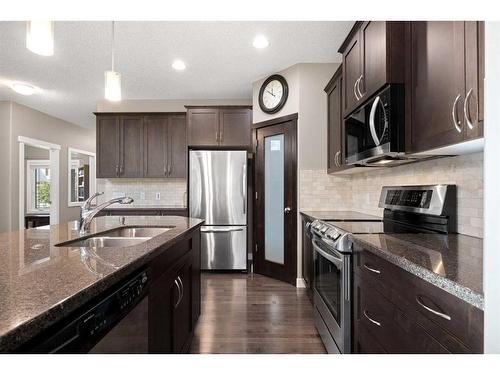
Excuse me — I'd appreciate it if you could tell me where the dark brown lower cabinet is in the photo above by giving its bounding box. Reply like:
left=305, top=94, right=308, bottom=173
left=352, top=242, right=483, bottom=354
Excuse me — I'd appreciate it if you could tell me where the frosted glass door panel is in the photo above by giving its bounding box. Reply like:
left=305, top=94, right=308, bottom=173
left=264, top=134, right=285, bottom=265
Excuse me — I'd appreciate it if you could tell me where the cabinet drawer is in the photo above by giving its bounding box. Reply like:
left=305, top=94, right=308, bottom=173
left=353, top=243, right=483, bottom=353
left=356, top=278, right=449, bottom=353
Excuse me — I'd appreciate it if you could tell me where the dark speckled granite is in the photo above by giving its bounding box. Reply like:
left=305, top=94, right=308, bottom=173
left=352, top=233, right=483, bottom=309
left=300, top=211, right=382, bottom=222
left=0, top=215, right=203, bottom=352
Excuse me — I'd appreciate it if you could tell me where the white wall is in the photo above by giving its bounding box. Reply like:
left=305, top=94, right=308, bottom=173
left=96, top=98, right=252, bottom=112
left=483, top=21, right=500, bottom=354
left=0, top=101, right=96, bottom=232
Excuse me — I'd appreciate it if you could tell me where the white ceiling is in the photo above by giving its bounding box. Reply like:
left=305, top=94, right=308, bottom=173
left=0, top=21, right=353, bottom=128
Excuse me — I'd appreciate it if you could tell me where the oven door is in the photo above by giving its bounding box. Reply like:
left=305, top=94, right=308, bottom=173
left=312, top=235, right=351, bottom=353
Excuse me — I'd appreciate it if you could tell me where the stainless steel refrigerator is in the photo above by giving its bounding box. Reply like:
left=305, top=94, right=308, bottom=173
left=189, top=150, right=247, bottom=270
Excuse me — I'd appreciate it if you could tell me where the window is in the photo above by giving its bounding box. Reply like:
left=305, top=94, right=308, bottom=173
left=27, top=160, right=51, bottom=213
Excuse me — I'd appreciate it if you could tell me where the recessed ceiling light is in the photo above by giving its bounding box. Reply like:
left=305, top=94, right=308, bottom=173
left=172, top=60, right=186, bottom=71
left=253, top=35, right=269, bottom=49
left=10, top=82, right=38, bottom=96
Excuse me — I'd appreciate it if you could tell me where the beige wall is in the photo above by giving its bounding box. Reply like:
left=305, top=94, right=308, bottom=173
left=0, top=102, right=12, bottom=232
left=0, top=101, right=96, bottom=232
left=96, top=98, right=252, bottom=113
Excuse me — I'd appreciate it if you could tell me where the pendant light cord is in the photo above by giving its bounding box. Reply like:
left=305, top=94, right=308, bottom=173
left=111, top=21, right=115, bottom=72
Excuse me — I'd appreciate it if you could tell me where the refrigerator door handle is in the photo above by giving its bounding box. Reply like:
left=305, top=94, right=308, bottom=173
left=242, top=162, right=247, bottom=215
left=201, top=227, right=244, bottom=233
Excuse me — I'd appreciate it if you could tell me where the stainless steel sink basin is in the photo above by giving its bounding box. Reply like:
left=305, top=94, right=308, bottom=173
left=65, top=236, right=150, bottom=248
left=103, top=227, right=173, bottom=238
left=57, top=226, right=174, bottom=248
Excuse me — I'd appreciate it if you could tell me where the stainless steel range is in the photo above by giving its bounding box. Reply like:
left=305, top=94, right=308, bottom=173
left=308, top=184, right=457, bottom=354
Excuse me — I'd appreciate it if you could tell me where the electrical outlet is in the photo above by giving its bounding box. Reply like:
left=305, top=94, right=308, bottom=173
left=155, top=192, right=161, bottom=200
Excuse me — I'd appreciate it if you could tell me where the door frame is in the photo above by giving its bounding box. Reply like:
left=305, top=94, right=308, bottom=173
left=252, top=113, right=298, bottom=285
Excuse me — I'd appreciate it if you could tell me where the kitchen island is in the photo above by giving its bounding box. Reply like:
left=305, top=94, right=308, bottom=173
left=0, top=215, right=203, bottom=353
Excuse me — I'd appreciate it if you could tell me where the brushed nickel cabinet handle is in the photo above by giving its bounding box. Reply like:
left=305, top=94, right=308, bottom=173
left=357, top=74, right=364, bottom=98
left=168, top=164, right=172, bottom=176
left=354, top=78, right=360, bottom=100
left=115, top=165, right=119, bottom=177
left=464, top=88, right=474, bottom=130
left=452, top=94, right=462, bottom=133
left=164, top=164, right=167, bottom=176
left=173, top=278, right=182, bottom=308
left=416, top=295, right=451, bottom=321
left=363, top=310, right=381, bottom=327
left=178, top=276, right=184, bottom=303
left=363, top=263, right=381, bottom=274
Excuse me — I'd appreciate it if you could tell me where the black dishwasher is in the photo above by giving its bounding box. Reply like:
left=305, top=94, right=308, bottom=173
left=30, top=269, right=150, bottom=354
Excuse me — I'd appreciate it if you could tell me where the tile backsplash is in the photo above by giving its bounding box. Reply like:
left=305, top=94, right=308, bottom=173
left=300, top=153, right=483, bottom=238
left=97, top=178, right=187, bottom=207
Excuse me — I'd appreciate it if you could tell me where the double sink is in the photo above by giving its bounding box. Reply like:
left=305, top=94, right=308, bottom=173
left=57, top=227, right=174, bottom=248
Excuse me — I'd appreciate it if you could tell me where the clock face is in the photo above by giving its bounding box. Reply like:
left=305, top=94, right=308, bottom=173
left=259, top=75, right=288, bottom=114
left=262, top=80, right=284, bottom=110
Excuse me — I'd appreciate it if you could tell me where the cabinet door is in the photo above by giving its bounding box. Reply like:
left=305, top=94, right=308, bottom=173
left=464, top=21, right=484, bottom=140
left=120, top=116, right=144, bottom=177
left=219, top=108, right=252, bottom=147
left=343, top=33, right=362, bottom=115
left=144, top=116, right=168, bottom=177
left=327, top=70, right=344, bottom=173
left=172, top=260, right=193, bottom=353
left=96, top=115, right=120, bottom=177
left=410, top=22, right=466, bottom=152
left=187, top=108, right=219, bottom=146
left=167, top=115, right=187, bottom=178
left=360, top=21, right=387, bottom=98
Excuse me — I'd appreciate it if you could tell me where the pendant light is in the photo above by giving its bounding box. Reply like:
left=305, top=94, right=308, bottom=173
left=26, top=21, right=54, bottom=56
left=105, top=21, right=121, bottom=102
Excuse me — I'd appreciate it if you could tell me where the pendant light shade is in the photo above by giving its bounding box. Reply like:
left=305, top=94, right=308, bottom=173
left=104, top=21, right=122, bottom=101
left=26, top=21, right=54, bottom=56
left=105, top=70, right=122, bottom=102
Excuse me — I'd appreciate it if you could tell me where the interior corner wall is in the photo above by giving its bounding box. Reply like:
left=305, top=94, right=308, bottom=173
left=8, top=102, right=96, bottom=230
left=0, top=101, right=13, bottom=233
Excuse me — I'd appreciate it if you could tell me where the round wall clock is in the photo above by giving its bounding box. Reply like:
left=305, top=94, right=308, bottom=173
left=258, top=74, right=289, bottom=114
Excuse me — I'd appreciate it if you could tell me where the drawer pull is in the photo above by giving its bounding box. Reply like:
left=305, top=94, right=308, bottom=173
left=363, top=264, right=381, bottom=274
left=416, top=295, right=451, bottom=321
left=363, top=310, right=381, bottom=327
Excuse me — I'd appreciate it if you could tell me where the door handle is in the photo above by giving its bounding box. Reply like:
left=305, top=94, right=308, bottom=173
left=369, top=96, right=382, bottom=146
left=284, top=207, right=291, bottom=214
left=363, top=310, right=382, bottom=327
left=242, top=163, right=247, bottom=215
left=452, top=94, right=462, bottom=133
left=201, top=227, right=244, bottom=233
left=416, top=295, right=451, bottom=321
left=464, top=88, right=474, bottom=130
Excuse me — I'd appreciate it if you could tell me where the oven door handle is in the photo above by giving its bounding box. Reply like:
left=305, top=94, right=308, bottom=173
left=312, top=239, right=343, bottom=269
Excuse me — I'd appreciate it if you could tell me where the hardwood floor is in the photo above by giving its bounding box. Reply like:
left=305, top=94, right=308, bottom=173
left=190, top=273, right=326, bottom=354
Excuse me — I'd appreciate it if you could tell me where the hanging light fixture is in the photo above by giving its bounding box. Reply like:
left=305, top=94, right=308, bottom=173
left=26, top=21, right=54, bottom=56
left=105, top=21, right=121, bottom=101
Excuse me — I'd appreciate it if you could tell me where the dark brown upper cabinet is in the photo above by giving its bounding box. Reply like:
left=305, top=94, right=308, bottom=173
left=408, top=22, right=484, bottom=153
left=96, top=115, right=121, bottom=178
left=144, top=115, right=187, bottom=178
left=325, top=65, right=348, bottom=174
left=186, top=106, right=252, bottom=147
left=339, top=21, right=405, bottom=116
left=120, top=116, right=144, bottom=178
left=96, top=113, right=186, bottom=178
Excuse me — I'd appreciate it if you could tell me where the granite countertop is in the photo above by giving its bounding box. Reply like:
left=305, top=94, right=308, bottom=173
left=0, top=215, right=203, bottom=352
left=352, top=232, right=484, bottom=310
left=300, top=210, right=382, bottom=222
left=102, top=204, right=188, bottom=210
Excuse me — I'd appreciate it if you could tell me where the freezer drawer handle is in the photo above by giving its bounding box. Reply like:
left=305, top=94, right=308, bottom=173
left=201, top=228, right=244, bottom=233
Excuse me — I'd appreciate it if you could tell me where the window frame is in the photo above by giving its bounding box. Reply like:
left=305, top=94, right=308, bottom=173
left=26, top=159, right=51, bottom=214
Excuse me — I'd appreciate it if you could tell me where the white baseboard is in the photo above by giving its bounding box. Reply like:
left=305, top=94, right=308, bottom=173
left=296, top=277, right=307, bottom=288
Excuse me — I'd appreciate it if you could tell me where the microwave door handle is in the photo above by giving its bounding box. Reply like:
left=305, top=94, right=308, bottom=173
left=369, top=96, right=382, bottom=146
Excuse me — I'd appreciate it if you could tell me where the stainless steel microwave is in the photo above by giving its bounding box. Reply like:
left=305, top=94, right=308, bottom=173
left=345, top=85, right=406, bottom=166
